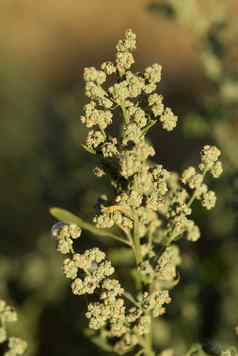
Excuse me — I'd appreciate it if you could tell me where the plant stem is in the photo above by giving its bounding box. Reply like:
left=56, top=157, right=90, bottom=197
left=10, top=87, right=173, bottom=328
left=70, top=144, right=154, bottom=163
left=120, top=103, right=129, bottom=124
left=165, top=169, right=209, bottom=246
left=133, top=216, right=142, bottom=265
left=187, top=168, right=208, bottom=208
left=143, top=318, right=154, bottom=356
left=141, top=118, right=157, bottom=137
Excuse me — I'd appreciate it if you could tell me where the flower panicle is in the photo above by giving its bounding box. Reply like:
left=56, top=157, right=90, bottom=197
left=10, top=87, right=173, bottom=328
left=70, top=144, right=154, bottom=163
left=51, top=29, right=223, bottom=355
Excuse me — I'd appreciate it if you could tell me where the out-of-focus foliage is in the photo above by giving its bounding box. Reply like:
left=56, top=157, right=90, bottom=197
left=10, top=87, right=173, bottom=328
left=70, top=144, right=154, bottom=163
left=148, top=0, right=238, bottom=161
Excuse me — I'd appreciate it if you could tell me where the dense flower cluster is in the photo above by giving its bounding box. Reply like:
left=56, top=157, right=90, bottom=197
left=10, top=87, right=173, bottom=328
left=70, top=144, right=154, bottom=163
left=81, top=29, right=178, bottom=157
left=53, top=222, right=174, bottom=354
left=52, top=29, right=222, bottom=355
left=51, top=222, right=82, bottom=254
left=0, top=299, right=27, bottom=356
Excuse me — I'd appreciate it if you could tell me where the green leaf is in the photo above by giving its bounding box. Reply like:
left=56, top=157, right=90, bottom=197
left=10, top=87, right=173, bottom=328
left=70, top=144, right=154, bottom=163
left=49, top=207, right=131, bottom=246
left=84, top=329, right=113, bottom=353
left=186, top=344, right=209, bottom=356
left=50, top=207, right=85, bottom=226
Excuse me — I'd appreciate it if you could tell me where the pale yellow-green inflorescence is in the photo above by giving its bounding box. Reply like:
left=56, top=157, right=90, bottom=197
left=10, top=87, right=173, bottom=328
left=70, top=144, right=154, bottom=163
left=53, top=221, right=176, bottom=354
left=52, top=29, right=223, bottom=355
left=51, top=222, right=82, bottom=255
left=0, top=299, right=27, bottom=356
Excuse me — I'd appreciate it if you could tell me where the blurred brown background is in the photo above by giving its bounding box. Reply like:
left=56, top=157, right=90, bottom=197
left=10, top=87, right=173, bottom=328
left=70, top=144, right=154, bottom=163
left=1, top=0, right=202, bottom=86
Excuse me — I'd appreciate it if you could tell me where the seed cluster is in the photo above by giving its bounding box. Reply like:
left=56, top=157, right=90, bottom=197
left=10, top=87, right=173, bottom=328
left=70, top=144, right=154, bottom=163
left=0, top=300, right=27, bottom=356
left=52, top=29, right=222, bottom=355
left=53, top=222, right=174, bottom=354
left=51, top=222, right=82, bottom=254
left=81, top=29, right=177, bottom=157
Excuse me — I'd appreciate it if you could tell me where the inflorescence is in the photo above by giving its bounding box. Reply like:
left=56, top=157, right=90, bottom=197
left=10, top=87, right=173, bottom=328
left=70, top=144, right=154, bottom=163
left=51, top=29, right=223, bottom=355
left=0, top=299, right=27, bottom=356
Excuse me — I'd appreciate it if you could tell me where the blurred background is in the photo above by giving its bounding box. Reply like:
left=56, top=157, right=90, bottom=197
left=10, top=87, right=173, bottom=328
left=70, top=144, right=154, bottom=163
left=0, top=0, right=237, bottom=355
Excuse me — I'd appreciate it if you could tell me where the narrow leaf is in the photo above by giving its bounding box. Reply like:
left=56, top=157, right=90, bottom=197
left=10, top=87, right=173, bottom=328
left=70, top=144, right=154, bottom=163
left=50, top=207, right=131, bottom=246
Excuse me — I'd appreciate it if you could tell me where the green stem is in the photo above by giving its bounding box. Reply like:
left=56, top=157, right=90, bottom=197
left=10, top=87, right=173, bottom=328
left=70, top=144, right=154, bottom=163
left=120, top=103, right=129, bottom=124
left=143, top=319, right=154, bottom=356
left=165, top=168, right=209, bottom=246
left=135, top=351, right=144, bottom=356
left=187, top=168, right=208, bottom=208
left=133, top=216, right=142, bottom=265
left=141, top=118, right=157, bottom=137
